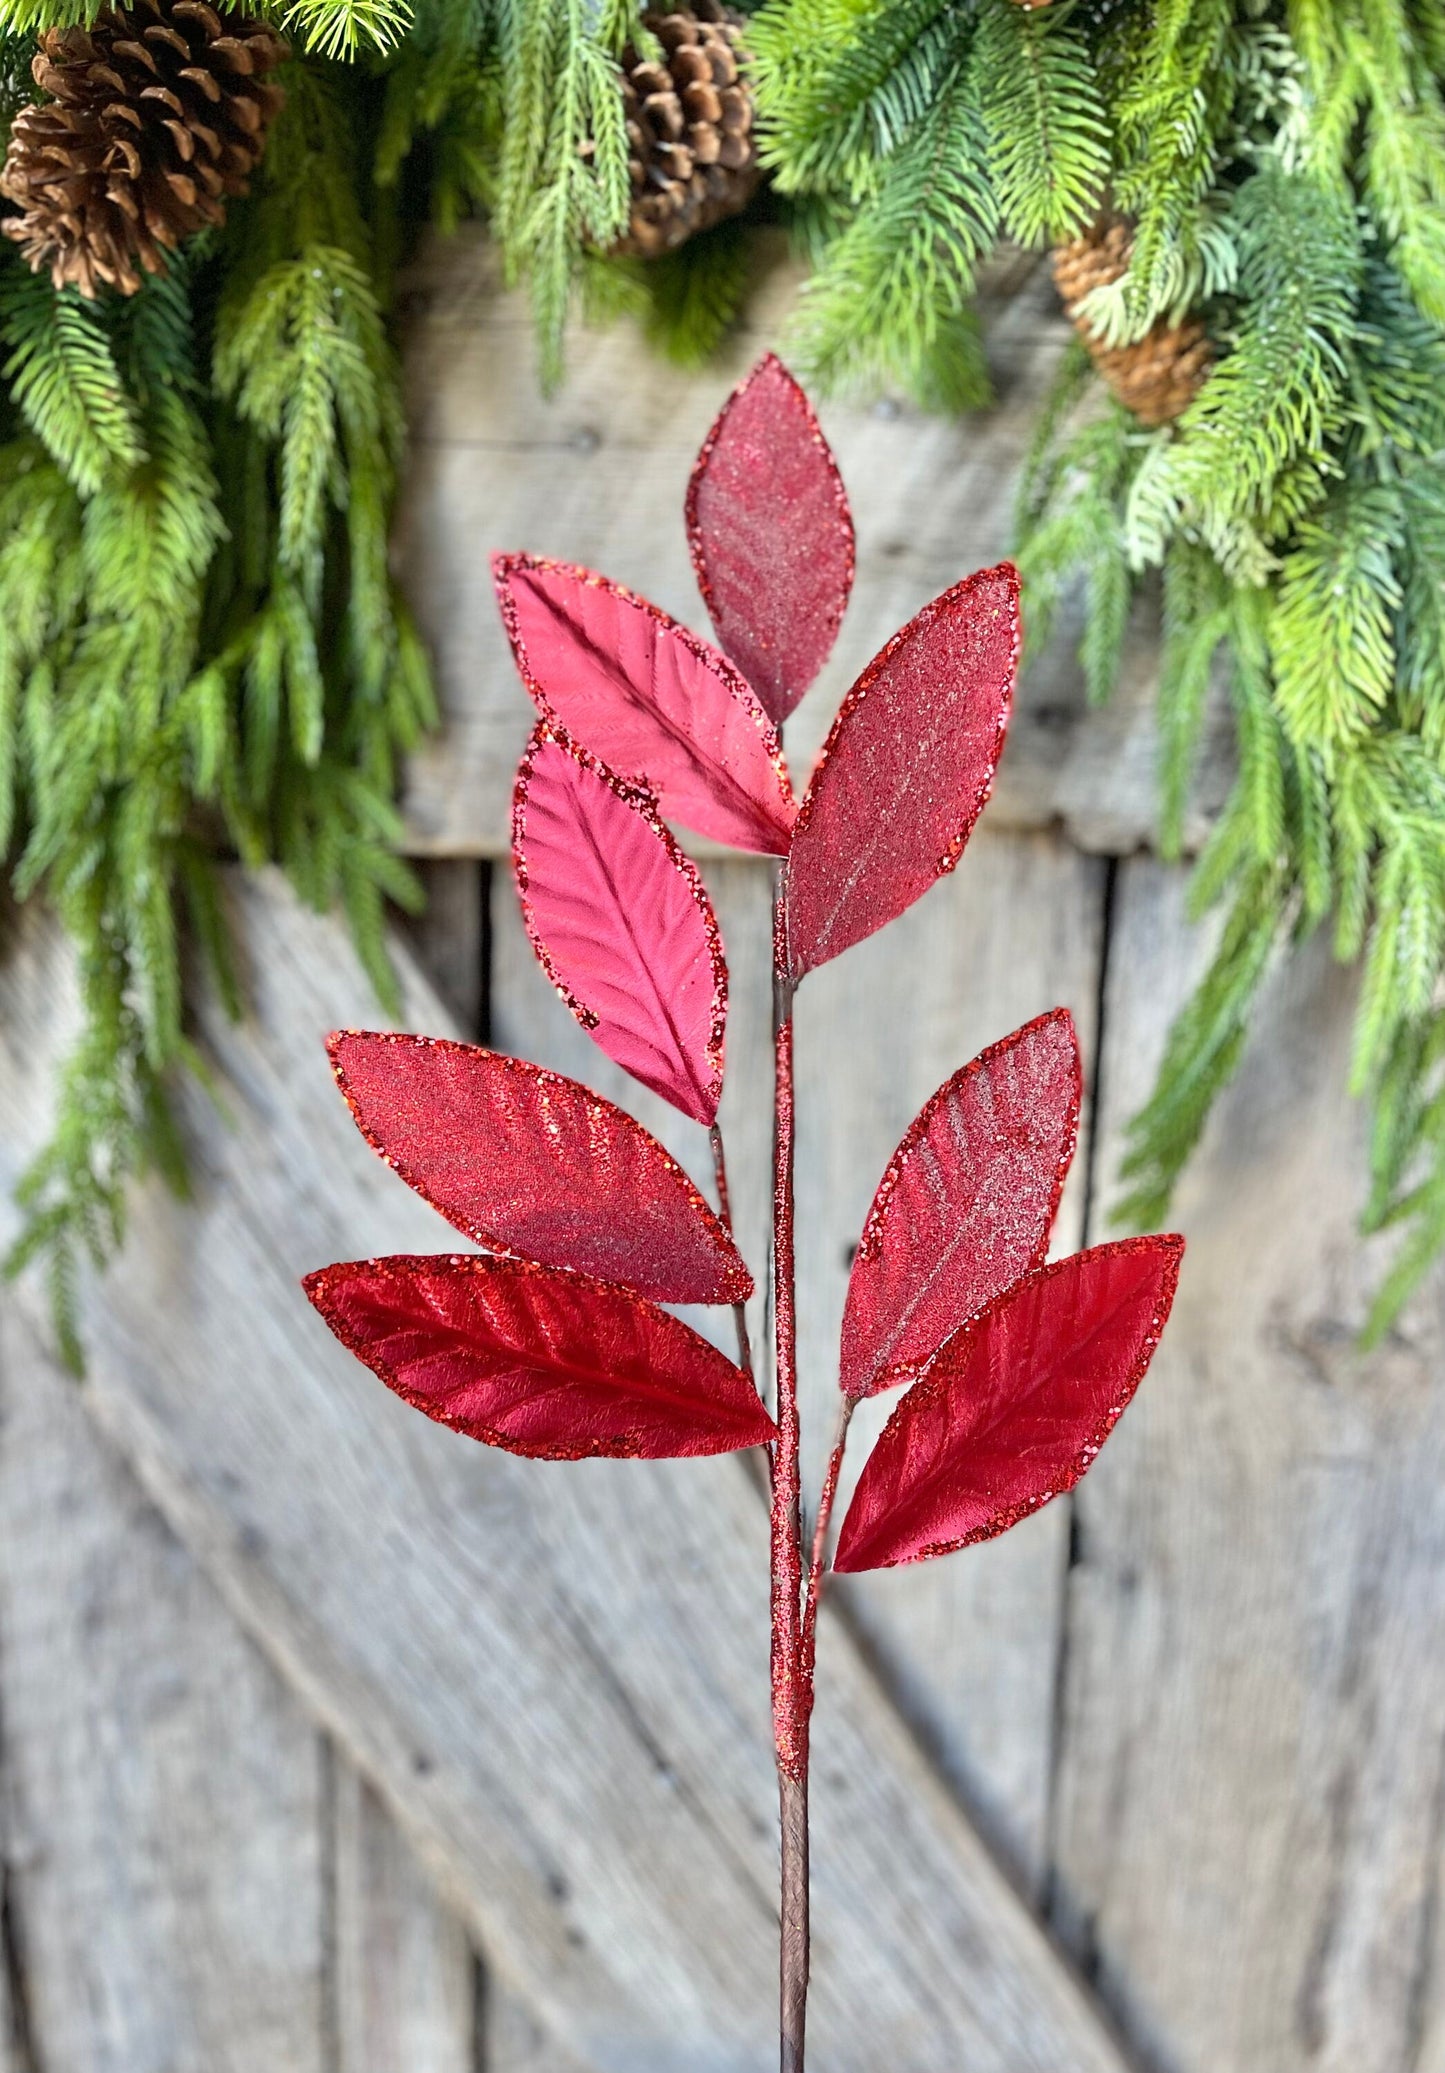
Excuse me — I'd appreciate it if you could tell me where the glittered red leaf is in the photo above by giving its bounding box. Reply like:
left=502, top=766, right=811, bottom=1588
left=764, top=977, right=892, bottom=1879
left=512, top=727, right=727, bottom=1124
left=840, top=1010, right=1082, bottom=1400
left=833, top=1236, right=1184, bottom=1573
left=328, top=1033, right=751, bottom=1306
left=493, top=552, right=796, bottom=855
left=685, top=353, right=855, bottom=724
left=303, top=1254, right=776, bottom=1461
left=785, top=563, right=1021, bottom=977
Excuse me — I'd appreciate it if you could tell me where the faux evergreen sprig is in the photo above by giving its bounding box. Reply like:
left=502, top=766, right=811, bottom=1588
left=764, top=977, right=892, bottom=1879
left=0, top=56, right=431, bottom=1365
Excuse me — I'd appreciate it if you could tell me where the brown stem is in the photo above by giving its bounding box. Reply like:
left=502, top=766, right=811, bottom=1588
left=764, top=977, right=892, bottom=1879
left=770, top=872, right=809, bottom=2073
left=778, top=1769, right=809, bottom=2073
left=709, top=1121, right=754, bottom=1378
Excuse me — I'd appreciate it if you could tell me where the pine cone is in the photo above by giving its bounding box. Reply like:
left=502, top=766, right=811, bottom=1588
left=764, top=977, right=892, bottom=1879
left=617, top=3, right=759, bottom=259
left=1053, top=217, right=1213, bottom=428
left=0, top=0, right=287, bottom=298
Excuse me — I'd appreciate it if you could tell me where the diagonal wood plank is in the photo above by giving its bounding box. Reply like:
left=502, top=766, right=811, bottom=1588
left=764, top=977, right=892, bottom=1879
left=0, top=1295, right=328, bottom=2073
left=491, top=831, right=1107, bottom=1891
left=0, top=872, right=1130, bottom=2073
left=1050, top=858, right=1445, bottom=2073
left=393, top=233, right=1232, bottom=863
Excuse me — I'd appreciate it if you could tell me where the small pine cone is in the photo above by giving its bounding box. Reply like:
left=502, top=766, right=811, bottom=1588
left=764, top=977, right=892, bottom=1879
left=616, top=2, right=759, bottom=259
left=0, top=0, right=287, bottom=298
left=1052, top=216, right=1213, bottom=428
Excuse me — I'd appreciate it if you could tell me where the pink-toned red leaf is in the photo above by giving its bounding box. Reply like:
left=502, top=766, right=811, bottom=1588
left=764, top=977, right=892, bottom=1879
left=493, top=552, right=796, bottom=855
left=785, top=563, right=1021, bottom=977
left=833, top=1236, right=1184, bottom=1572
left=840, top=1009, right=1081, bottom=1400
left=303, top=1254, right=776, bottom=1461
left=512, top=727, right=727, bottom=1124
left=685, top=352, right=855, bottom=724
left=328, top=1032, right=751, bottom=1305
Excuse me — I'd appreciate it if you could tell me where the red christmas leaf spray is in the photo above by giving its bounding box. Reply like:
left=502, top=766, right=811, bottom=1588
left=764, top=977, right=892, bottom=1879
left=303, top=356, right=1183, bottom=2070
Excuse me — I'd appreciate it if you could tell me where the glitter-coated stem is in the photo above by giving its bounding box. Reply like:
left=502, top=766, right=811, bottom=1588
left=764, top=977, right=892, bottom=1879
left=801, top=1394, right=854, bottom=1687
left=771, top=870, right=809, bottom=2072
left=709, top=1121, right=753, bottom=1378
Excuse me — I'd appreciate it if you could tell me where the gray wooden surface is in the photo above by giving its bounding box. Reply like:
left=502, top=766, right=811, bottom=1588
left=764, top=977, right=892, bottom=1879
left=1, top=239, right=1441, bottom=2073
left=0, top=871, right=1131, bottom=2073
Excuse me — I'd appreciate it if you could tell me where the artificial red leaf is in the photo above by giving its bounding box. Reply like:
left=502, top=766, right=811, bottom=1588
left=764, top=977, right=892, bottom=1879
left=512, top=726, right=727, bottom=1124
left=493, top=552, right=796, bottom=855
left=785, top=563, right=1021, bottom=977
left=840, top=1009, right=1081, bottom=1400
left=833, top=1236, right=1184, bottom=1572
left=328, top=1032, right=751, bottom=1305
left=685, top=352, right=855, bottom=724
left=304, top=1254, right=776, bottom=1460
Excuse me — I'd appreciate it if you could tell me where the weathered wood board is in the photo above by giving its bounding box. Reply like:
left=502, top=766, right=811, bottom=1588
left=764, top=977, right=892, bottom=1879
left=0, top=873, right=1128, bottom=2073
left=0, top=1299, right=328, bottom=2073
left=0, top=1279, right=558, bottom=2073
left=334, top=1767, right=477, bottom=2073
left=1052, top=858, right=1445, bottom=2073
left=394, top=233, right=1233, bottom=863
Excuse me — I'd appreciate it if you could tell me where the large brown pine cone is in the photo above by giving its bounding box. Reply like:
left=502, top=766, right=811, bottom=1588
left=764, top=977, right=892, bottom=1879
left=0, top=0, right=287, bottom=298
left=617, top=2, right=759, bottom=259
left=1053, top=216, right=1213, bottom=428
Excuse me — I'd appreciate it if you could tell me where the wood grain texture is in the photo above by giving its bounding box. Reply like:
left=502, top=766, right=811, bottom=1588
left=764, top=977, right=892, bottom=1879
left=0, top=1295, right=328, bottom=2073
left=486, top=1986, right=590, bottom=2073
left=334, top=1765, right=477, bottom=2073
left=492, top=829, right=1105, bottom=1891
left=393, top=234, right=1233, bottom=861
left=0, top=872, right=1127, bottom=2073
left=1050, top=857, right=1445, bottom=2073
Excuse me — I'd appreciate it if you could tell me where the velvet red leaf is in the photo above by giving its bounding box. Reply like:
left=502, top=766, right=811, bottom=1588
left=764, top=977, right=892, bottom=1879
left=685, top=353, right=855, bottom=724
left=512, top=726, right=727, bottom=1124
left=328, top=1032, right=751, bottom=1306
left=493, top=552, right=796, bottom=855
left=303, top=1254, right=777, bottom=1461
left=839, top=1009, right=1081, bottom=1400
left=833, top=1236, right=1184, bottom=1573
left=785, top=563, right=1021, bottom=977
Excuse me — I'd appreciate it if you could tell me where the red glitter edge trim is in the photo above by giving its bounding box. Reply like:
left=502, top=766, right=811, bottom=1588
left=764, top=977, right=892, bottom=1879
left=841, top=1006, right=1083, bottom=1400
left=326, top=1029, right=754, bottom=1307
left=683, top=351, right=857, bottom=717
left=301, top=1252, right=777, bottom=1462
left=833, top=1234, right=1186, bottom=1572
left=490, top=548, right=796, bottom=853
left=788, top=561, right=1023, bottom=979
left=511, top=718, right=730, bottom=1129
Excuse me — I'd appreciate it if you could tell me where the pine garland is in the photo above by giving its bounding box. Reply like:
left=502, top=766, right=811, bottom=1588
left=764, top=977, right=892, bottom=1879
left=4, top=0, right=1445, bottom=1345
left=0, top=46, right=435, bottom=1365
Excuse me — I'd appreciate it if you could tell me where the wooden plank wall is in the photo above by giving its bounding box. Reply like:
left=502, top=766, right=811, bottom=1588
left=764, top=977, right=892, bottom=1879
left=2, top=232, right=1443, bottom=2073
left=0, top=879, right=1136, bottom=2073
left=0, top=1283, right=572, bottom=2073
